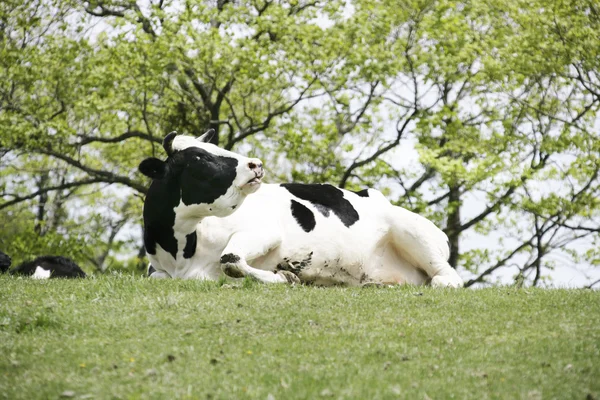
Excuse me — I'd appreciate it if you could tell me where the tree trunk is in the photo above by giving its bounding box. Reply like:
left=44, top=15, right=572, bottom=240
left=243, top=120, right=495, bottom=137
left=35, top=172, right=49, bottom=236
left=445, top=184, right=461, bottom=268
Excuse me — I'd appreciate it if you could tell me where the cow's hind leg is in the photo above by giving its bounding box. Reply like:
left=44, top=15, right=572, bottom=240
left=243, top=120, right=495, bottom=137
left=388, top=207, right=463, bottom=288
left=220, top=232, right=299, bottom=284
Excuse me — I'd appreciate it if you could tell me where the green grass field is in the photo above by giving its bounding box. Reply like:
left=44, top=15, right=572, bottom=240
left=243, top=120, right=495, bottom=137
left=1, top=275, right=598, bottom=399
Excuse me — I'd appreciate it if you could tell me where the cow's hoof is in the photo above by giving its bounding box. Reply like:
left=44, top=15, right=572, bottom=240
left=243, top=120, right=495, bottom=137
left=431, top=274, right=463, bottom=288
left=222, top=264, right=245, bottom=279
left=276, top=270, right=300, bottom=284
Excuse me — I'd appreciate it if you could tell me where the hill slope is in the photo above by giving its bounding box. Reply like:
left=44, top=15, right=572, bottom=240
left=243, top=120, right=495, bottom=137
left=1, top=276, right=598, bottom=399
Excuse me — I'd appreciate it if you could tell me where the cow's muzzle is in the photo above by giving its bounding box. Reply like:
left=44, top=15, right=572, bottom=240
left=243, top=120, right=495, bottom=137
left=245, top=170, right=264, bottom=186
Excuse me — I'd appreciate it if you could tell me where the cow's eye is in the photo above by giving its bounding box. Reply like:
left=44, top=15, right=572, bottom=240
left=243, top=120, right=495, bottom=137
left=195, top=156, right=202, bottom=161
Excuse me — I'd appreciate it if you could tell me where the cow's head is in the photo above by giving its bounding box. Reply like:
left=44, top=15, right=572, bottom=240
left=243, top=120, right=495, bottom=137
left=139, top=130, right=264, bottom=220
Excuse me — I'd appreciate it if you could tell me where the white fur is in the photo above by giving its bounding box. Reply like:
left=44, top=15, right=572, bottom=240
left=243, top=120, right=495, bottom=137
left=32, top=266, right=51, bottom=279
left=148, top=136, right=463, bottom=288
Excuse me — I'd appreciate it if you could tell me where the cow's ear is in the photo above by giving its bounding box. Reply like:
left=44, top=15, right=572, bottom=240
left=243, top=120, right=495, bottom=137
left=197, top=128, right=216, bottom=144
left=139, top=158, right=168, bottom=179
left=163, top=131, right=178, bottom=155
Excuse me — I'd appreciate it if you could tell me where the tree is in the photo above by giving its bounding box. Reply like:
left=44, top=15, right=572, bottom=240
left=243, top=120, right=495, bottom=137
left=267, top=0, right=599, bottom=286
left=326, top=0, right=600, bottom=286
left=0, top=0, right=349, bottom=270
left=0, top=0, right=597, bottom=286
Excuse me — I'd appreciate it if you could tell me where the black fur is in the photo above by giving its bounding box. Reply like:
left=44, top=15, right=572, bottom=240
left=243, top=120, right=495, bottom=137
left=183, top=231, right=197, bottom=259
left=220, top=254, right=240, bottom=264
left=162, top=131, right=178, bottom=155
left=0, top=251, right=11, bottom=273
left=139, top=157, right=168, bottom=179
left=290, top=199, right=316, bottom=232
left=148, top=264, right=156, bottom=276
left=282, top=183, right=360, bottom=228
left=313, top=203, right=331, bottom=217
left=180, top=149, right=238, bottom=206
left=353, top=189, right=370, bottom=198
left=10, top=256, right=86, bottom=278
left=276, top=252, right=313, bottom=275
left=140, top=146, right=238, bottom=259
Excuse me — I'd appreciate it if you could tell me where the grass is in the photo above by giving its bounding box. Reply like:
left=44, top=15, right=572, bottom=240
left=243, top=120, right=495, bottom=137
left=0, top=275, right=599, bottom=400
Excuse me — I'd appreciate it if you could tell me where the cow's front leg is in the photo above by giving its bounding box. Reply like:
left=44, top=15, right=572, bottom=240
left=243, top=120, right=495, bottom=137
left=219, top=232, right=299, bottom=284
left=149, top=269, right=171, bottom=279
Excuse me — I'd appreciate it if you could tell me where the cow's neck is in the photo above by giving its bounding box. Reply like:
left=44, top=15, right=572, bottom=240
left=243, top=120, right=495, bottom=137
left=172, top=201, right=211, bottom=235
left=173, top=219, right=199, bottom=236
left=143, top=179, right=195, bottom=260
left=144, top=180, right=246, bottom=263
left=146, top=195, right=219, bottom=263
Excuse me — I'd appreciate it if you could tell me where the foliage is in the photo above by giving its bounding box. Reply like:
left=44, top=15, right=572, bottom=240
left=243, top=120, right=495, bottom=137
left=0, top=0, right=598, bottom=285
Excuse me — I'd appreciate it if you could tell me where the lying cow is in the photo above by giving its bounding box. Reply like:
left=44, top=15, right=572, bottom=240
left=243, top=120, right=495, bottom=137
left=138, top=131, right=463, bottom=287
left=0, top=251, right=86, bottom=279
left=0, top=251, right=11, bottom=273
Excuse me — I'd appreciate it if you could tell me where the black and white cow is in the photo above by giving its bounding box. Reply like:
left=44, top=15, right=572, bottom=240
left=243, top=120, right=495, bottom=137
left=0, top=251, right=11, bottom=273
left=138, top=131, right=463, bottom=287
left=0, top=251, right=86, bottom=279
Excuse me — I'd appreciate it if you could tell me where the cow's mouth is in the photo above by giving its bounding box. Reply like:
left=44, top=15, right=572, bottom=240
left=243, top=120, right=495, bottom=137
left=242, top=173, right=264, bottom=187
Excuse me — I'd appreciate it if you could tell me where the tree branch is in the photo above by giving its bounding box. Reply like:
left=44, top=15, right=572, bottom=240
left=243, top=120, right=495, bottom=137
left=225, top=77, right=320, bottom=149
left=585, top=278, right=600, bottom=289
left=338, top=109, right=418, bottom=188
left=85, top=1, right=157, bottom=37
left=457, top=185, right=517, bottom=232
left=464, top=236, right=535, bottom=287
left=38, top=149, right=148, bottom=193
left=0, top=178, right=105, bottom=210
left=78, top=130, right=161, bottom=146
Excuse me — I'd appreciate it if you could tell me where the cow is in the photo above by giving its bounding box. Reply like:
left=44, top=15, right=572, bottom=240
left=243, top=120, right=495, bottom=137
left=0, top=251, right=86, bottom=279
left=138, top=131, right=463, bottom=288
left=0, top=251, right=11, bottom=273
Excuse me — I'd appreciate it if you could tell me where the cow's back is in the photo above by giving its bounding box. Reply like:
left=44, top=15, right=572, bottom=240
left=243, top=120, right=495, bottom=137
left=221, top=183, right=427, bottom=285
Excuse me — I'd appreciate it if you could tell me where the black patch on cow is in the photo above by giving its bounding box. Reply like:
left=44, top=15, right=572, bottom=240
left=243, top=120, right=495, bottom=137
left=163, top=131, right=178, bottom=155
left=313, top=203, right=330, bottom=217
left=353, top=189, right=370, bottom=198
left=10, top=256, right=86, bottom=278
left=139, top=157, right=168, bottom=179
left=143, top=176, right=178, bottom=258
left=0, top=251, right=11, bottom=273
left=179, top=149, right=238, bottom=206
left=148, top=264, right=156, bottom=276
left=290, top=199, right=316, bottom=232
left=276, top=252, right=313, bottom=275
left=220, top=253, right=240, bottom=264
left=183, top=232, right=197, bottom=259
left=282, top=183, right=359, bottom=227
left=142, top=147, right=238, bottom=260
left=278, top=270, right=300, bottom=284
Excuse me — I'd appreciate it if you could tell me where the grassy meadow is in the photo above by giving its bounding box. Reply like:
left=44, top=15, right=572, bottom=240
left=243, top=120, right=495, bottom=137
left=0, top=275, right=598, bottom=399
